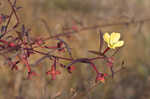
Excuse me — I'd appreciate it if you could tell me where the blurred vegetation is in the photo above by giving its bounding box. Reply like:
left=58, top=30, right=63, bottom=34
left=43, top=0, right=97, bottom=13
left=0, top=0, right=150, bottom=99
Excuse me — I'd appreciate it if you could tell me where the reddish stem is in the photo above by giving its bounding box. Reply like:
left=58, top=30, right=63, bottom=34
left=103, top=47, right=110, bottom=55
left=44, top=46, right=58, bottom=49
left=0, top=39, right=9, bottom=45
left=89, top=62, right=99, bottom=74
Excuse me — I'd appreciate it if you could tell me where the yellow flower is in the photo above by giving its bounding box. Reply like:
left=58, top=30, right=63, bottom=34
left=103, top=32, right=124, bottom=49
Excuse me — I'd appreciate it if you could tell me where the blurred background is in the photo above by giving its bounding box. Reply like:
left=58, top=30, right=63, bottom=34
left=0, top=0, right=150, bottom=99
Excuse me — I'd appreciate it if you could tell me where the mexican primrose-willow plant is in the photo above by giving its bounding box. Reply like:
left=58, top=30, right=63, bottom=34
left=0, top=0, right=125, bottom=84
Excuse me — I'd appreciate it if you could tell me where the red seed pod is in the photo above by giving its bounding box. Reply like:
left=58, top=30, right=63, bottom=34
left=9, top=42, right=16, bottom=47
left=46, top=65, right=61, bottom=80
left=96, top=73, right=108, bottom=83
left=67, top=65, right=75, bottom=73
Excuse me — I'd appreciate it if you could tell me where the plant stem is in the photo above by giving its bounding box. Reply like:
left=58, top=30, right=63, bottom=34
left=103, top=47, right=110, bottom=55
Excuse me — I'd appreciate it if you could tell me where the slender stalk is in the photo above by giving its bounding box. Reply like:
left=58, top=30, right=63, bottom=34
left=103, top=47, right=110, bottom=55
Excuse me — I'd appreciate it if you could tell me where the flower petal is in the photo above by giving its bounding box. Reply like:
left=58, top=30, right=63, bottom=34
left=110, top=32, right=120, bottom=44
left=113, top=41, right=124, bottom=48
left=103, top=32, right=110, bottom=44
